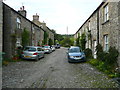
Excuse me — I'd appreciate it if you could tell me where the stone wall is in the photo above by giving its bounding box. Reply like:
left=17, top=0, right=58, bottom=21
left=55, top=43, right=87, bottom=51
left=3, top=4, right=13, bottom=59
left=0, top=1, right=3, bottom=53
left=118, top=1, right=120, bottom=69
left=99, top=2, right=119, bottom=49
left=74, top=1, right=120, bottom=67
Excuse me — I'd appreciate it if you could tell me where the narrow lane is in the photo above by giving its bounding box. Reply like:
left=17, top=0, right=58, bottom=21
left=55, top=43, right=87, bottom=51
left=2, top=47, right=119, bottom=88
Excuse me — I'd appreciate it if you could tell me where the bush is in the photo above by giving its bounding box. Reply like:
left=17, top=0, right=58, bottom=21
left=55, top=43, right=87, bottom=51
left=89, top=45, right=119, bottom=78
left=105, top=47, right=119, bottom=66
left=84, top=48, right=93, bottom=59
left=96, top=44, right=107, bottom=61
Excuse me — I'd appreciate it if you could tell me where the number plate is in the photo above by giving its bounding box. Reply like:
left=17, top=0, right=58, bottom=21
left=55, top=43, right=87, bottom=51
left=24, top=56, right=31, bottom=58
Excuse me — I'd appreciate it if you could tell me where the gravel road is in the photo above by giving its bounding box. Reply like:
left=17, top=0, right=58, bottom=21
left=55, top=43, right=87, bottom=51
left=2, top=47, right=119, bottom=88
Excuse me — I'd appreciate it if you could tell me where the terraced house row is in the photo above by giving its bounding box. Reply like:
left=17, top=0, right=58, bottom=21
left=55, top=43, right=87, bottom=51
left=74, top=1, right=120, bottom=67
left=0, top=2, right=54, bottom=59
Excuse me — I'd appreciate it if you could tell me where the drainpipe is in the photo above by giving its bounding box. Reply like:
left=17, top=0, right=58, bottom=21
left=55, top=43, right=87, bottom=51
left=97, top=10, right=100, bottom=45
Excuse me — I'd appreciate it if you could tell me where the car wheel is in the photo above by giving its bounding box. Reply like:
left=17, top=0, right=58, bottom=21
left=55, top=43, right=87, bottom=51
left=42, top=54, right=44, bottom=58
left=68, top=60, right=71, bottom=63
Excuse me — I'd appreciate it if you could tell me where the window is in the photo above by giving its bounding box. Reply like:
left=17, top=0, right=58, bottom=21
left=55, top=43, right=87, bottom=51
left=17, top=17, right=21, bottom=29
left=104, top=35, right=109, bottom=52
left=32, top=25, right=35, bottom=34
left=37, top=48, right=42, bottom=51
left=104, top=4, right=109, bottom=22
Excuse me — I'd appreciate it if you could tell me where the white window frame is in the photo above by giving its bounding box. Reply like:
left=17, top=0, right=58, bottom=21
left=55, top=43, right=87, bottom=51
left=104, top=4, right=109, bottom=22
left=104, top=35, right=109, bottom=52
left=17, top=17, right=21, bottom=29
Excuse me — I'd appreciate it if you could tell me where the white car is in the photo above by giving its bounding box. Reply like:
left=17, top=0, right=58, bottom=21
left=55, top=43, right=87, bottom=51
left=51, top=45, right=55, bottom=51
left=43, top=45, right=52, bottom=54
left=21, top=46, right=44, bottom=61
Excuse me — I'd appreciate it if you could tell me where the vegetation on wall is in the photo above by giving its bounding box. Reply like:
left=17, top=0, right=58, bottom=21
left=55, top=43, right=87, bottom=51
left=48, top=38, right=53, bottom=46
left=22, top=28, right=30, bottom=47
left=43, top=31, right=48, bottom=45
left=76, top=33, right=80, bottom=47
left=80, top=33, right=86, bottom=50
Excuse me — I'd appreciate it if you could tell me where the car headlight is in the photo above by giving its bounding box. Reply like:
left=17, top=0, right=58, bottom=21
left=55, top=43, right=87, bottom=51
left=70, top=56, right=74, bottom=58
left=82, top=54, right=85, bottom=57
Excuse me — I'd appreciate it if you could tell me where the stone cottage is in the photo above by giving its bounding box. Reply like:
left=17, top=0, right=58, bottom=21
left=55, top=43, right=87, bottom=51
left=2, top=3, right=49, bottom=59
left=32, top=14, right=54, bottom=45
left=74, top=1, right=120, bottom=68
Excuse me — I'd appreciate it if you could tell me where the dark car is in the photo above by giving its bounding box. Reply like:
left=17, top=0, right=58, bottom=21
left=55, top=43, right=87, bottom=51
left=67, top=46, right=86, bottom=63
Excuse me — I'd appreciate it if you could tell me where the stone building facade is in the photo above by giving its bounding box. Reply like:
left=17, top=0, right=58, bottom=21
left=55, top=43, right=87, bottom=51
left=74, top=1, right=120, bottom=67
left=32, top=14, right=54, bottom=45
left=0, top=1, right=3, bottom=53
left=2, top=3, right=54, bottom=59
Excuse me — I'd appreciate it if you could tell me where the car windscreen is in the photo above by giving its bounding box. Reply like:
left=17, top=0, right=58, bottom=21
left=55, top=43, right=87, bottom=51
left=69, top=48, right=81, bottom=53
left=24, top=47, right=36, bottom=51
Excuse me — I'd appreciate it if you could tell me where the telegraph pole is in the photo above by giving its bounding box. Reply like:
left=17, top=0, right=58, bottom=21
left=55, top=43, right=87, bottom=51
left=67, top=26, right=68, bottom=35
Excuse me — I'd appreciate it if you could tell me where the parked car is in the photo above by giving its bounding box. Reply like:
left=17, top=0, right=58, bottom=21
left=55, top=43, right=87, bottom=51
left=43, top=45, right=52, bottom=54
left=67, top=46, right=86, bottom=63
left=21, top=46, right=44, bottom=61
left=55, top=44, right=61, bottom=49
left=51, top=45, right=55, bottom=51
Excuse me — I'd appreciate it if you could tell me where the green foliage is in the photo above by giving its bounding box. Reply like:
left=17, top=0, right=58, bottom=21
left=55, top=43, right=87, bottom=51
left=22, top=28, right=30, bottom=47
left=54, top=34, right=64, bottom=44
left=88, top=59, right=120, bottom=78
left=48, top=38, right=53, bottom=46
left=104, top=46, right=119, bottom=66
left=44, top=31, right=48, bottom=45
left=89, top=45, right=119, bottom=78
left=76, top=33, right=80, bottom=47
left=89, top=59, right=99, bottom=66
left=80, top=33, right=86, bottom=50
left=84, top=48, right=93, bottom=59
left=96, top=44, right=107, bottom=61
left=37, top=41, right=40, bottom=46
left=60, top=37, right=74, bottom=47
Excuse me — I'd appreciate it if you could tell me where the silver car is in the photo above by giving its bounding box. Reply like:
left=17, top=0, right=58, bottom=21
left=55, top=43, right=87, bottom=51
left=43, top=45, right=52, bottom=54
left=21, top=46, right=44, bottom=61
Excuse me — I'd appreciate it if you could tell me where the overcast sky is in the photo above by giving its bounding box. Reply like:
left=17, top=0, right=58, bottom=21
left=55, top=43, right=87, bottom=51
left=3, top=0, right=103, bottom=34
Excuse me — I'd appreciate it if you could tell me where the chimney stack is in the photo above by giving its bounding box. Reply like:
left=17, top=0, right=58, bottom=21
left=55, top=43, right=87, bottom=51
left=33, top=13, right=39, bottom=21
left=18, top=6, right=27, bottom=17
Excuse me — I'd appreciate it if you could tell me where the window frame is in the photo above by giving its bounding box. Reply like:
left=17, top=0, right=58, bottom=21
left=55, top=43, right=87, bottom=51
left=17, top=17, right=21, bottom=29
left=104, top=4, right=109, bottom=22
left=104, top=35, right=109, bottom=52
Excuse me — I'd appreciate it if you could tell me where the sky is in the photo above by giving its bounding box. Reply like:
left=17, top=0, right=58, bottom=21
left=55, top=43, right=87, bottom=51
left=3, top=0, right=103, bottom=34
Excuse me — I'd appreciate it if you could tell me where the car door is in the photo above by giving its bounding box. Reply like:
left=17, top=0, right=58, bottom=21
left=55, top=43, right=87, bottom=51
left=37, top=48, right=42, bottom=58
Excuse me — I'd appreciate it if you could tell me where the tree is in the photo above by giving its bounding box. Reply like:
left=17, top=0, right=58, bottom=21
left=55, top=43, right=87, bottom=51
left=60, top=37, right=73, bottom=47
